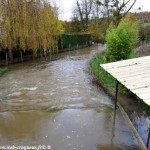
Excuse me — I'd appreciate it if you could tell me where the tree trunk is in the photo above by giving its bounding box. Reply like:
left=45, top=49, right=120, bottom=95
left=8, top=48, right=13, bottom=63
left=20, top=51, right=23, bottom=62
left=6, top=52, right=8, bottom=65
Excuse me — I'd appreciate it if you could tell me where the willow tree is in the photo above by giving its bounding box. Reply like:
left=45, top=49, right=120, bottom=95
left=0, top=0, right=63, bottom=62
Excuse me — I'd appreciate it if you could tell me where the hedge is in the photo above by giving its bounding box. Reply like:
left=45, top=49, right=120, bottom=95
left=58, top=33, right=91, bottom=51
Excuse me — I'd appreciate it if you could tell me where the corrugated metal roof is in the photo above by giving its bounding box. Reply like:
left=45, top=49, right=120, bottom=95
left=100, top=56, right=150, bottom=105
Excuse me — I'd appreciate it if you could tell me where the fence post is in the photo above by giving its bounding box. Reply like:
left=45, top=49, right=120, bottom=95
left=115, top=80, right=119, bottom=110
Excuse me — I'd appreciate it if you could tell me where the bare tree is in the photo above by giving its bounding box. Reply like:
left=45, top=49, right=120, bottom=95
left=97, top=0, right=137, bottom=25
left=75, top=0, right=94, bottom=31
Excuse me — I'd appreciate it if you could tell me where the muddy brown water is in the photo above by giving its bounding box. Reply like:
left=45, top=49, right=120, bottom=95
left=0, top=45, right=143, bottom=149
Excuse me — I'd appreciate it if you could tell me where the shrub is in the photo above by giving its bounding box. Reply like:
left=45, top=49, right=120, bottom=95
left=106, top=15, right=139, bottom=62
left=58, top=33, right=91, bottom=50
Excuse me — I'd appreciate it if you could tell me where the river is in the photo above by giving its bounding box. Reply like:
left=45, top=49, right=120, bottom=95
left=0, top=45, right=142, bottom=150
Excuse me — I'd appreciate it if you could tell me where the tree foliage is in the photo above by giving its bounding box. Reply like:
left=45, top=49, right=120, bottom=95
left=106, top=14, right=139, bottom=62
left=0, top=0, right=63, bottom=61
left=88, top=18, right=109, bottom=43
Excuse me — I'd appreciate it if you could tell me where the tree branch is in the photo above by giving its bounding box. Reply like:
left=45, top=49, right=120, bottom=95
left=123, top=0, right=136, bottom=17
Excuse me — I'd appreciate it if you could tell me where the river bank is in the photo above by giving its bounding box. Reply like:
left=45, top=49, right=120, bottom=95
left=0, top=67, right=8, bottom=77
left=0, top=44, right=92, bottom=67
left=0, top=45, right=92, bottom=78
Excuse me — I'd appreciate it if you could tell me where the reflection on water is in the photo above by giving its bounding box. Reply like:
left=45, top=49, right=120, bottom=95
left=0, top=108, right=140, bottom=150
left=0, top=45, right=142, bottom=149
left=130, top=111, right=150, bottom=149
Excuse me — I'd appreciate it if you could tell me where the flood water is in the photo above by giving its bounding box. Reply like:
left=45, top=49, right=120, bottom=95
left=0, top=45, right=142, bottom=149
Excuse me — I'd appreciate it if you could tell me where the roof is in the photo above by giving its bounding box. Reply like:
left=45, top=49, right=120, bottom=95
left=100, top=56, right=150, bottom=105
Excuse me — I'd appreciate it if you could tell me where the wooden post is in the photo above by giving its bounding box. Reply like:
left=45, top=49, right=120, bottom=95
left=115, top=80, right=119, bottom=110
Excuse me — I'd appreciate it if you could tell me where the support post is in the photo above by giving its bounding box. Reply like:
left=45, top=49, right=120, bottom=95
left=115, top=80, right=119, bottom=110
left=146, top=128, right=150, bottom=148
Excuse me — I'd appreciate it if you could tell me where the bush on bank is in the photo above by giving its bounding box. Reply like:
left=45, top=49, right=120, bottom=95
left=0, top=67, right=8, bottom=77
left=106, top=15, right=139, bottom=62
left=91, top=15, right=139, bottom=94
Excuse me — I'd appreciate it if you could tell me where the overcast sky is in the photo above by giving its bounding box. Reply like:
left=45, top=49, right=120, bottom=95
left=56, top=0, right=150, bottom=21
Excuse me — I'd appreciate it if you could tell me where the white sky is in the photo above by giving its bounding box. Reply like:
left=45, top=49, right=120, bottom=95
left=56, top=0, right=150, bottom=21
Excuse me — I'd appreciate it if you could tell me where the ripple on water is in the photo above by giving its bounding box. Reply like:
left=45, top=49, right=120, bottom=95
left=23, top=87, right=38, bottom=91
left=7, top=92, right=22, bottom=97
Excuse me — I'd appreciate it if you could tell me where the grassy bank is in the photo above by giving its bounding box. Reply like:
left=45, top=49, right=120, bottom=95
left=90, top=53, right=129, bottom=94
left=0, top=67, right=8, bottom=77
left=90, top=54, right=115, bottom=90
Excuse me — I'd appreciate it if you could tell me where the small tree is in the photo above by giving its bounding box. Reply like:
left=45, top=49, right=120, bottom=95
left=106, top=14, right=139, bottom=62
left=88, top=18, right=108, bottom=43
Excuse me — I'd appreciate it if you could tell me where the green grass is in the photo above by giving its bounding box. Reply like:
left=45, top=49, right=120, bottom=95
left=90, top=53, right=130, bottom=94
left=0, top=67, right=8, bottom=77
left=90, top=54, right=115, bottom=90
